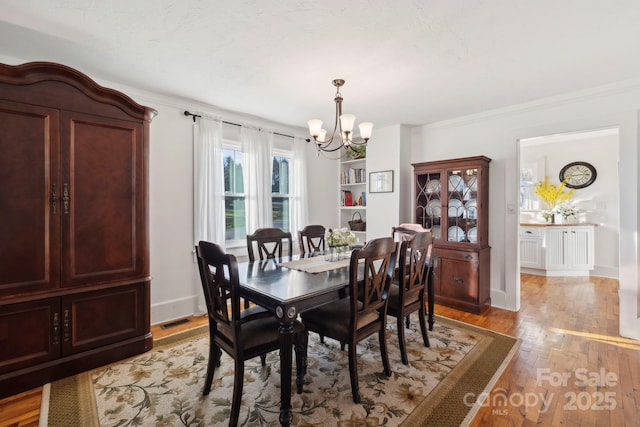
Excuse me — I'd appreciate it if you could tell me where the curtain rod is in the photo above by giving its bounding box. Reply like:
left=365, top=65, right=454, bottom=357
left=183, top=110, right=294, bottom=139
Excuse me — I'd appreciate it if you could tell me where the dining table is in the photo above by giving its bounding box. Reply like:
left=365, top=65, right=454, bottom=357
left=235, top=251, right=434, bottom=426
left=236, top=254, right=351, bottom=426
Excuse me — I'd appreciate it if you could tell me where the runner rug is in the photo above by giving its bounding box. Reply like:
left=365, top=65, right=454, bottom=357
left=44, top=315, right=519, bottom=426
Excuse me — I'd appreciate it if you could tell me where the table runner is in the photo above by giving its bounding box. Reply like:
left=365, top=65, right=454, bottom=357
left=278, top=256, right=350, bottom=274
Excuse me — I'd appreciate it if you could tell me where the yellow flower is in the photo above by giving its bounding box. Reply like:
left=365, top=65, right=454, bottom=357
left=534, top=176, right=573, bottom=210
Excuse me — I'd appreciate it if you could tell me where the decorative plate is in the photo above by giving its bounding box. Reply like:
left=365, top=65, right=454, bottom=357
left=468, top=227, right=478, bottom=243
left=463, top=199, right=477, bottom=219
left=448, top=174, right=465, bottom=192
left=465, top=175, right=478, bottom=191
left=448, top=198, right=464, bottom=218
left=426, top=199, right=441, bottom=218
left=426, top=179, right=441, bottom=194
left=448, top=226, right=466, bottom=242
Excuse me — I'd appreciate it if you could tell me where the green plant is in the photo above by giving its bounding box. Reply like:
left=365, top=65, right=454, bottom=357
left=346, top=145, right=366, bottom=159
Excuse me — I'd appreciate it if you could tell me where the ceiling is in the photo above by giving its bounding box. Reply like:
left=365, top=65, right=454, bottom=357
left=2, top=1, right=640, bottom=131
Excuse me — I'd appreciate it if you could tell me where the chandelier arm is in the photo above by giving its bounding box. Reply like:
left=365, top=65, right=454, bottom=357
left=313, top=96, right=343, bottom=146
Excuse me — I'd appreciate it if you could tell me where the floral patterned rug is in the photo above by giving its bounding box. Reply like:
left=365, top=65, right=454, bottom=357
left=46, top=315, right=519, bottom=426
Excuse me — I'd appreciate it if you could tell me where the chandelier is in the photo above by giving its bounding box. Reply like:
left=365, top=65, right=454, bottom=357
left=307, top=79, right=373, bottom=155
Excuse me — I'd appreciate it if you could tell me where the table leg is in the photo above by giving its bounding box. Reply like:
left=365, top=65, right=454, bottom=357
left=278, top=319, right=294, bottom=426
left=428, top=269, right=434, bottom=331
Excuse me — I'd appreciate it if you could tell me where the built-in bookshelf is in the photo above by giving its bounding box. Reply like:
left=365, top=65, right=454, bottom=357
left=339, top=158, right=367, bottom=242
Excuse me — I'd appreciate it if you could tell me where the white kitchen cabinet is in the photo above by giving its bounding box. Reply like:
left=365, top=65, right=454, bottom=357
left=520, top=224, right=595, bottom=276
left=519, top=226, right=544, bottom=269
left=545, top=226, right=595, bottom=275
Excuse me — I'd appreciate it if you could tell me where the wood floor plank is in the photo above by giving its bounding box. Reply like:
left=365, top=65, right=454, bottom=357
left=0, top=274, right=637, bottom=426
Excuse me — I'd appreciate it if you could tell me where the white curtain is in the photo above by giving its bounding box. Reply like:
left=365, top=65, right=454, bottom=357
left=193, top=117, right=226, bottom=250
left=242, top=126, right=273, bottom=232
left=291, top=137, right=309, bottom=243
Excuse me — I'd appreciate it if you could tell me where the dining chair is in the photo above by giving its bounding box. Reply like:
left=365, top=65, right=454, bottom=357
left=196, top=241, right=308, bottom=427
left=386, top=230, right=433, bottom=365
left=246, top=227, right=293, bottom=261
left=297, top=224, right=326, bottom=254
left=300, top=237, right=397, bottom=403
left=392, top=223, right=428, bottom=242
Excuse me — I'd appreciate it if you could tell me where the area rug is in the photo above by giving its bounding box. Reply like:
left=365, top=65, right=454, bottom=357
left=45, top=315, right=519, bottom=426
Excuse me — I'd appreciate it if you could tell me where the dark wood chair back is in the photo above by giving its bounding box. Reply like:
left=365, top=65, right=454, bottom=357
left=300, top=236, right=397, bottom=403
left=349, top=237, right=398, bottom=325
left=195, top=240, right=308, bottom=426
left=387, top=230, right=434, bottom=364
left=246, top=227, right=293, bottom=261
left=297, top=225, right=326, bottom=254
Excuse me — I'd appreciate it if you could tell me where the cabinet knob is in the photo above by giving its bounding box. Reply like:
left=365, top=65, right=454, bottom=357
left=525, top=230, right=532, bottom=234
left=453, top=277, right=464, bottom=284
left=465, top=254, right=473, bottom=260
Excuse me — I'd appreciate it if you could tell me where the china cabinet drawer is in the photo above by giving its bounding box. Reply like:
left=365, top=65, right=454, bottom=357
left=436, top=248, right=478, bottom=263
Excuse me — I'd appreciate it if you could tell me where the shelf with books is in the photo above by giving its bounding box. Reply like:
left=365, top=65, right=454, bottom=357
left=339, top=157, right=366, bottom=238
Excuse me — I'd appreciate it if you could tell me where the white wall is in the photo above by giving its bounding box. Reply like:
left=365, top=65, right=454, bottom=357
left=412, top=83, right=640, bottom=339
left=363, top=124, right=414, bottom=240
left=520, top=131, right=619, bottom=278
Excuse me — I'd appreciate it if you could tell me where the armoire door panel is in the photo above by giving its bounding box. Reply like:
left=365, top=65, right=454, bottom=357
left=0, top=100, right=60, bottom=297
left=60, top=112, right=145, bottom=287
left=61, top=284, right=145, bottom=355
left=0, top=298, right=60, bottom=374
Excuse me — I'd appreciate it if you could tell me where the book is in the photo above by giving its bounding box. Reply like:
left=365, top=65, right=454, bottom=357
left=344, top=191, right=353, bottom=206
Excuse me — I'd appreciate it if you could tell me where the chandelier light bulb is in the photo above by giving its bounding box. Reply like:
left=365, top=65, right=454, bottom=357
left=359, top=122, right=373, bottom=140
left=318, top=129, right=327, bottom=142
left=339, top=114, right=356, bottom=133
left=307, top=119, right=323, bottom=138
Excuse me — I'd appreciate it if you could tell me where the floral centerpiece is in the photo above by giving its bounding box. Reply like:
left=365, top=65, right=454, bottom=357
left=325, top=227, right=356, bottom=261
left=554, top=205, right=579, bottom=223
left=326, top=227, right=357, bottom=247
left=534, top=176, right=573, bottom=222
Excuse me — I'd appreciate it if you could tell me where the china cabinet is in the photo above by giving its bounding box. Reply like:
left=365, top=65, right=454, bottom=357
left=413, top=156, right=491, bottom=313
left=0, top=62, right=156, bottom=397
left=339, top=157, right=367, bottom=242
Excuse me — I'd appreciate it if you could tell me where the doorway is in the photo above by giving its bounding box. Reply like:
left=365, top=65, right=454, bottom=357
left=517, top=128, right=620, bottom=279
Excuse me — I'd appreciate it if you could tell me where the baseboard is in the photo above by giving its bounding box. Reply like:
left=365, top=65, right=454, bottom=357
left=151, top=295, right=204, bottom=325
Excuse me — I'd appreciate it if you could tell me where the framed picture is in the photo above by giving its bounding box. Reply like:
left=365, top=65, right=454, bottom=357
left=369, top=170, right=394, bottom=193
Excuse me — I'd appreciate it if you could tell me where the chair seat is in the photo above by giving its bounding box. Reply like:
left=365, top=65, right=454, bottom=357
left=225, top=317, right=305, bottom=354
left=387, top=283, right=420, bottom=310
left=302, top=298, right=378, bottom=341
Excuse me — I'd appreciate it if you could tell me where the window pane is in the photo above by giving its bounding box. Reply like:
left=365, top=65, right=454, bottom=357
left=223, top=149, right=244, bottom=193
left=272, top=156, right=289, bottom=194
left=272, top=196, right=289, bottom=231
left=225, top=196, right=246, bottom=240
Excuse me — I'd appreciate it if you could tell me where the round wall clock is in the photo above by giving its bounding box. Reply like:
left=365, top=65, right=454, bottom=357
left=559, top=161, right=597, bottom=189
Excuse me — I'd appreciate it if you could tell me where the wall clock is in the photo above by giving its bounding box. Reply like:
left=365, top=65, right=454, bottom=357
left=559, top=161, right=597, bottom=189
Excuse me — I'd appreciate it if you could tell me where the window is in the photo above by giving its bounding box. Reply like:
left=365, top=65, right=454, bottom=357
left=272, top=154, right=291, bottom=231
left=223, top=148, right=246, bottom=241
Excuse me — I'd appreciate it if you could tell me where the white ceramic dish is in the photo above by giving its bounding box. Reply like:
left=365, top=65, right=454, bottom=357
left=464, top=199, right=477, bottom=219
left=465, top=175, right=478, bottom=191
left=426, top=179, right=441, bottom=194
left=448, top=226, right=465, bottom=242
left=448, top=198, right=463, bottom=217
left=448, top=175, right=465, bottom=192
left=468, top=227, right=478, bottom=243
left=426, top=199, right=441, bottom=218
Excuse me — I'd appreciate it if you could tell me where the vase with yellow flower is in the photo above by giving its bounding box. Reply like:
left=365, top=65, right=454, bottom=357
left=534, top=176, right=573, bottom=223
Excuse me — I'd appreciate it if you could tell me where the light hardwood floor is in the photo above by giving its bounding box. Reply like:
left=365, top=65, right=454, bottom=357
left=1, top=274, right=638, bottom=426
